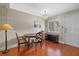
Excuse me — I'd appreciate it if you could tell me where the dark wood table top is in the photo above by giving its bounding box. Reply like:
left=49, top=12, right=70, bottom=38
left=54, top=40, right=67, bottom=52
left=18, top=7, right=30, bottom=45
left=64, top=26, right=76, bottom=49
left=24, top=33, right=36, bottom=38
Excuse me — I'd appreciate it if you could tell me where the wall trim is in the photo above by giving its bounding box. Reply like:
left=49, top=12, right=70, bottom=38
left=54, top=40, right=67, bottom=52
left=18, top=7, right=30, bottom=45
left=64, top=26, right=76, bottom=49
left=59, top=40, right=65, bottom=44
left=59, top=40, right=79, bottom=48
left=0, top=44, right=17, bottom=51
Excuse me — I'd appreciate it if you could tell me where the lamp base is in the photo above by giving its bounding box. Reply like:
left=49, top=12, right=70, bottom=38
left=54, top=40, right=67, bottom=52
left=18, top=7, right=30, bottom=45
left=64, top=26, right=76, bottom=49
left=2, top=50, right=9, bottom=54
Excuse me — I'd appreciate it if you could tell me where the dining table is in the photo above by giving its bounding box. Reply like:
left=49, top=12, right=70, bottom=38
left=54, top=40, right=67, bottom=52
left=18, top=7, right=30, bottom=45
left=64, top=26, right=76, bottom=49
left=24, top=33, right=36, bottom=49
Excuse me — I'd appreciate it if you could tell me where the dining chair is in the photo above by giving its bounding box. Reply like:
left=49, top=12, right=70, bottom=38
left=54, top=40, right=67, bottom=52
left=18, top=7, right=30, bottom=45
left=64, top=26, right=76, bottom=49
left=33, top=31, right=44, bottom=49
left=15, top=33, right=27, bottom=52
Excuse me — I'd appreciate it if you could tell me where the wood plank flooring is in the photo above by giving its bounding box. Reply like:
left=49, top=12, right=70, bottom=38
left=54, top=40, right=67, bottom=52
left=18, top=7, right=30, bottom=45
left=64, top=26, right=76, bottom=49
left=0, top=40, right=79, bottom=56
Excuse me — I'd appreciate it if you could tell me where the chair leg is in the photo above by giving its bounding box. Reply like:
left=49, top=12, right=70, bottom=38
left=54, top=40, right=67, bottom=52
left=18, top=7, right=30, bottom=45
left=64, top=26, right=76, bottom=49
left=25, top=43, right=27, bottom=46
left=30, top=42, right=33, bottom=47
left=39, top=41, right=43, bottom=48
left=40, top=43, right=42, bottom=48
left=35, top=43, right=37, bottom=50
left=18, top=44, right=20, bottom=52
left=30, top=43, right=32, bottom=48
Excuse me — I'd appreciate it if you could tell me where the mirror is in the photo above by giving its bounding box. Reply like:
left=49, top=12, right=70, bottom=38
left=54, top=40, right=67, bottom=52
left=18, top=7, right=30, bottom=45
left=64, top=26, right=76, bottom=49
left=48, top=20, right=60, bottom=32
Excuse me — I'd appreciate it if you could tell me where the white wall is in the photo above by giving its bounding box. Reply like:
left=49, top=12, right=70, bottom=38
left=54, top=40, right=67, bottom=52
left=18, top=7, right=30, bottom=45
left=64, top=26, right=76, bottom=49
left=0, top=6, right=45, bottom=51
left=55, top=9, right=79, bottom=48
left=63, top=9, right=79, bottom=47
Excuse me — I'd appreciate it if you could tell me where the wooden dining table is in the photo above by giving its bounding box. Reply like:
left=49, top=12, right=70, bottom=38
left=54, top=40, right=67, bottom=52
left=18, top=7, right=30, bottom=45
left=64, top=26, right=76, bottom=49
left=24, top=33, right=36, bottom=49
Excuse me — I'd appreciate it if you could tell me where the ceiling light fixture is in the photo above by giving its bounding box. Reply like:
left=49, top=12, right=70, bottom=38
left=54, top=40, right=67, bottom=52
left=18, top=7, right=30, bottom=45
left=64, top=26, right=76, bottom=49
left=42, top=10, right=49, bottom=20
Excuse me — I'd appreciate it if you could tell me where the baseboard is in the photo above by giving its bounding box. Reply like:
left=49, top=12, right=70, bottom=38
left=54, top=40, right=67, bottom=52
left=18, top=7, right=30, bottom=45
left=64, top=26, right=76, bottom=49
left=59, top=40, right=79, bottom=48
left=64, top=43, right=79, bottom=48
left=0, top=44, right=17, bottom=51
left=59, top=40, right=65, bottom=44
left=8, top=44, right=17, bottom=49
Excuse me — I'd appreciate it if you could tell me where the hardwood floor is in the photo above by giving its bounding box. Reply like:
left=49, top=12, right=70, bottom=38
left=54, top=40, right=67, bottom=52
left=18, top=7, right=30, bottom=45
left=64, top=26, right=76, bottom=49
left=0, top=40, right=79, bottom=56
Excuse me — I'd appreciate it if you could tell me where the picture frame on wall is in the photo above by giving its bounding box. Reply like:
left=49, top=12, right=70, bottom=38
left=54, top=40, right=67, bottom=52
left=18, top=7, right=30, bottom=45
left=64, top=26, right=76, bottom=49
left=34, top=20, right=41, bottom=28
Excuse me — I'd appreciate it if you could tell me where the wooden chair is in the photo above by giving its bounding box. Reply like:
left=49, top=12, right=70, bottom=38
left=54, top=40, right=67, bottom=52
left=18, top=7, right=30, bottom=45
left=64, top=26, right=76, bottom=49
left=16, top=33, right=27, bottom=52
left=33, top=31, right=43, bottom=49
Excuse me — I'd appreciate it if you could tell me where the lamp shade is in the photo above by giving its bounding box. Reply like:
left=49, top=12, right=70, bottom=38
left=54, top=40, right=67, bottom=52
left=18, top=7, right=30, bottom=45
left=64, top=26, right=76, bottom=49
left=2, top=23, right=12, bottom=31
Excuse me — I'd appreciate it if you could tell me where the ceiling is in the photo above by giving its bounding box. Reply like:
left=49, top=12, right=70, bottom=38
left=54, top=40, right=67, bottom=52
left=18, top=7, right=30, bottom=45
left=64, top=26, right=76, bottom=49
left=9, top=3, right=79, bottom=17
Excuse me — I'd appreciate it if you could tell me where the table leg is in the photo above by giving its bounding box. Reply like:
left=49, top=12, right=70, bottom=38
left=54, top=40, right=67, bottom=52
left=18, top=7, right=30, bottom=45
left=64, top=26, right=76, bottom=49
left=27, top=37, right=30, bottom=49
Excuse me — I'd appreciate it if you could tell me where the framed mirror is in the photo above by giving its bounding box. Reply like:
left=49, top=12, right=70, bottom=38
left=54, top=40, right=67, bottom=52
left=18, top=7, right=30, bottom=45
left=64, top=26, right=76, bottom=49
left=48, top=20, right=60, bottom=32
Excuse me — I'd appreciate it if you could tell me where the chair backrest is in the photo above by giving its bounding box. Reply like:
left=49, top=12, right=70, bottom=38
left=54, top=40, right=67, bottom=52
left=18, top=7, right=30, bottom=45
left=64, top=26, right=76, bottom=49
left=36, top=31, right=43, bottom=40
left=15, top=32, right=20, bottom=43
